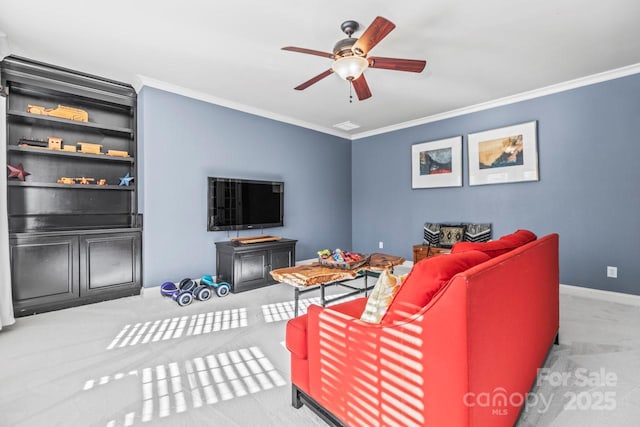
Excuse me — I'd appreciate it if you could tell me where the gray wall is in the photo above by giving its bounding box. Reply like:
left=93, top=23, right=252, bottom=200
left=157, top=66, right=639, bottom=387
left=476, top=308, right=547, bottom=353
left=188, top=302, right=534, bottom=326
left=139, top=87, right=351, bottom=287
left=352, top=74, right=640, bottom=295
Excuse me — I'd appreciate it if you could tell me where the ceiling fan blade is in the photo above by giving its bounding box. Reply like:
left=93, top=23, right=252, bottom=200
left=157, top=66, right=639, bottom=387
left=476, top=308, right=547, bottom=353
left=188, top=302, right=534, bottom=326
left=368, top=56, right=427, bottom=73
left=352, top=16, right=396, bottom=56
left=351, top=74, right=372, bottom=100
left=294, top=69, right=334, bottom=90
left=282, top=46, right=334, bottom=59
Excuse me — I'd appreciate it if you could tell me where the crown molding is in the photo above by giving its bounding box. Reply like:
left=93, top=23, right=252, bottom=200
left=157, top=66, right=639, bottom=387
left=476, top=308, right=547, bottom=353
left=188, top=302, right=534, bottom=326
left=133, top=75, right=351, bottom=140
left=0, top=32, right=10, bottom=60
left=351, top=62, right=640, bottom=140
left=135, top=63, right=640, bottom=142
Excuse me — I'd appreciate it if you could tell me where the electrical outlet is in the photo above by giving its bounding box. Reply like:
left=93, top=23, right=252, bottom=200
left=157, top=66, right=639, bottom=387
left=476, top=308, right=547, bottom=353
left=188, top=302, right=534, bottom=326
left=607, top=266, right=618, bottom=278
left=379, top=241, right=384, bottom=249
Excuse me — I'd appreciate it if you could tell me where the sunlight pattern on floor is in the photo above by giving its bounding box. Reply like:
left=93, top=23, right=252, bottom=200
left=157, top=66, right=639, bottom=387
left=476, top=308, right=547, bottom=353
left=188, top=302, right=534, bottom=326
left=106, top=308, right=248, bottom=350
left=82, top=346, right=286, bottom=426
left=261, top=296, right=320, bottom=322
left=261, top=293, right=357, bottom=322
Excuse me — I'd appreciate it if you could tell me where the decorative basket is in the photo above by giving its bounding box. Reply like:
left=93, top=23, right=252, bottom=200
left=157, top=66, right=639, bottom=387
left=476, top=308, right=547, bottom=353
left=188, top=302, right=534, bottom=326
left=318, top=253, right=370, bottom=270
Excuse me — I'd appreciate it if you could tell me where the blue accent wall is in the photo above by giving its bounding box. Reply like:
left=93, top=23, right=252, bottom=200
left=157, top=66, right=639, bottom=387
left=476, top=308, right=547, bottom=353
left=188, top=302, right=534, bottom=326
left=352, top=74, right=640, bottom=295
left=139, top=87, right=351, bottom=287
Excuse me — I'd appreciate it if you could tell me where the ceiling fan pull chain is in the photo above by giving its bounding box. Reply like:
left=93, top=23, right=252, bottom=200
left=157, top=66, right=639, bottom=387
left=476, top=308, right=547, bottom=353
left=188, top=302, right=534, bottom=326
left=349, top=82, right=353, bottom=103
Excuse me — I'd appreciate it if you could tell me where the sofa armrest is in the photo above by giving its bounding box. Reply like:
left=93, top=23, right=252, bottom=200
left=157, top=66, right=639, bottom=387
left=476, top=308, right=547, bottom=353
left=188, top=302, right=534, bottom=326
left=286, top=297, right=368, bottom=396
left=286, top=314, right=309, bottom=359
left=286, top=297, right=367, bottom=358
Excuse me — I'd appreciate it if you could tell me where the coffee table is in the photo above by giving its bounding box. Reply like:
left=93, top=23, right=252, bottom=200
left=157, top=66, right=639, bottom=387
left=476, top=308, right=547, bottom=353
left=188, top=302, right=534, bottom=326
left=270, top=253, right=405, bottom=317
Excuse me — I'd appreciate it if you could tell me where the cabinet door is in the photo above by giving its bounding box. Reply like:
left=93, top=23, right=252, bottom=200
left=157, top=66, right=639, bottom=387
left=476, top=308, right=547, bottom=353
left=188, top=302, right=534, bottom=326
left=234, top=249, right=269, bottom=291
left=270, top=246, right=294, bottom=271
left=10, top=234, right=79, bottom=314
left=79, top=232, right=141, bottom=296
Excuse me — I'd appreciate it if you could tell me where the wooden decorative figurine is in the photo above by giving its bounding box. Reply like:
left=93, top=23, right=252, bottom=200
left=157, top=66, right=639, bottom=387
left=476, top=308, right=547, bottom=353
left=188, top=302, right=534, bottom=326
left=27, top=104, right=89, bottom=122
left=48, top=136, right=63, bottom=150
left=77, top=142, right=103, bottom=154
left=18, top=137, right=48, bottom=148
left=106, top=149, right=129, bottom=157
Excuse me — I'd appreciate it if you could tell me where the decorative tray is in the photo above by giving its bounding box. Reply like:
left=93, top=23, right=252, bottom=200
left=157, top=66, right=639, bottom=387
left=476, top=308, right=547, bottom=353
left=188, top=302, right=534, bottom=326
left=318, top=252, right=370, bottom=270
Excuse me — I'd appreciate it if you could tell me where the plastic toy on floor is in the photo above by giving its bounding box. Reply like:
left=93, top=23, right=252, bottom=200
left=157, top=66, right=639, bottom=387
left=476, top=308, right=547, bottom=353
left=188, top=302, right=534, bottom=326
left=160, top=278, right=213, bottom=306
left=200, top=275, right=231, bottom=297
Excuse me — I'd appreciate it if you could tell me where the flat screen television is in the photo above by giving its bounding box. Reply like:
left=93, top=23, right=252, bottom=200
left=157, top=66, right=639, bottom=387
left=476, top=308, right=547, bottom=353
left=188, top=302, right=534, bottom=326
left=207, top=177, right=284, bottom=231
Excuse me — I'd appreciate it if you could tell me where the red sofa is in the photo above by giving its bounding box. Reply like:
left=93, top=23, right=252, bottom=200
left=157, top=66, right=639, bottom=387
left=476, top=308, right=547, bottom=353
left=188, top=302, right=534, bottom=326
left=286, top=232, right=559, bottom=426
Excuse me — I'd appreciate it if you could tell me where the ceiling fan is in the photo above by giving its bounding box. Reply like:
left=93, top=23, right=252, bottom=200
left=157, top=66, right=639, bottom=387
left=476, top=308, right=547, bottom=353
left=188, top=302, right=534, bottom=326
left=282, top=16, right=426, bottom=101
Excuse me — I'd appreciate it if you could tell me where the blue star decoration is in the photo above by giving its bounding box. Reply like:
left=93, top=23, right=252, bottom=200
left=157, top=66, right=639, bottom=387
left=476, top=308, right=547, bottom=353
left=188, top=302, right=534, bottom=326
left=118, top=172, right=134, bottom=186
left=7, top=163, right=31, bottom=181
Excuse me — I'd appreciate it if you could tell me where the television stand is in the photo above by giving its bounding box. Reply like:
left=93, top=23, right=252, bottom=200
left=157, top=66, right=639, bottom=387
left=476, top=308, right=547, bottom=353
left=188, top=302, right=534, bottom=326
left=230, top=235, right=282, bottom=244
left=215, top=238, right=297, bottom=293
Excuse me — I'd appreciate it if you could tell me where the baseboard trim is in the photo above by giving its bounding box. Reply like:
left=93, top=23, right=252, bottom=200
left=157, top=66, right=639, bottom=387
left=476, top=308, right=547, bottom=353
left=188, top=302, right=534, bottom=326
left=140, top=286, right=162, bottom=299
left=560, top=283, right=640, bottom=306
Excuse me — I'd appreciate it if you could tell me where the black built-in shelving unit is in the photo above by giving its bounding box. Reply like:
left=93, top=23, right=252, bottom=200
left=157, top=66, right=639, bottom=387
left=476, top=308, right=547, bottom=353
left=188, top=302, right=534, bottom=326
left=2, top=55, right=142, bottom=316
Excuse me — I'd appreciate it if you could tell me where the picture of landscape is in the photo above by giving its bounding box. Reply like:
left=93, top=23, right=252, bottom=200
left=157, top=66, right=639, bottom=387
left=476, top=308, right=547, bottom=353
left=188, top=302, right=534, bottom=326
left=478, top=134, right=524, bottom=169
left=412, top=136, right=462, bottom=188
left=420, top=147, right=452, bottom=175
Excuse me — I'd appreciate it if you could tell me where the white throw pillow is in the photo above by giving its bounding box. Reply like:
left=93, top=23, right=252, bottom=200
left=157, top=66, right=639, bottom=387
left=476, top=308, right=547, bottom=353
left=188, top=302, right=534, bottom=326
left=360, top=269, right=407, bottom=324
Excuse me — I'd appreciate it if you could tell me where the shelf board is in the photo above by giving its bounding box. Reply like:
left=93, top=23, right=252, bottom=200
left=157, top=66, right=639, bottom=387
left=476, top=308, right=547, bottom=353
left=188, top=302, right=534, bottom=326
left=7, top=110, right=133, bottom=136
left=8, top=145, right=134, bottom=163
left=9, top=227, right=143, bottom=237
left=8, top=181, right=134, bottom=191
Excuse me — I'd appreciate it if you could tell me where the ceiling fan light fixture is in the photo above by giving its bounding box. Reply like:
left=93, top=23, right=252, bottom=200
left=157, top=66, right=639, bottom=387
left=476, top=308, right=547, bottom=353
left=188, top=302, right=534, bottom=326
left=331, top=55, right=369, bottom=81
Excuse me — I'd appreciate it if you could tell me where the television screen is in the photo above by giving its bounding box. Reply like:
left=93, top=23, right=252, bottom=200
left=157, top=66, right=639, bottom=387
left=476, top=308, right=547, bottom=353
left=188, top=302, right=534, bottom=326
left=207, top=177, right=284, bottom=231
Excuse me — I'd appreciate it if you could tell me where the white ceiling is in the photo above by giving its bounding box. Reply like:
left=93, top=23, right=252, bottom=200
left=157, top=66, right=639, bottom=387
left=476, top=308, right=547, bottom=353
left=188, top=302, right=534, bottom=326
left=1, top=0, right=640, bottom=139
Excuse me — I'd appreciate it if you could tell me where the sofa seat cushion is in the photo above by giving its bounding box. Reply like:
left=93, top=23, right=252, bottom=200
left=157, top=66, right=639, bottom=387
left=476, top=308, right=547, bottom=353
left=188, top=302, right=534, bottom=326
left=382, top=250, right=491, bottom=324
left=360, top=269, right=408, bottom=324
left=451, top=229, right=537, bottom=258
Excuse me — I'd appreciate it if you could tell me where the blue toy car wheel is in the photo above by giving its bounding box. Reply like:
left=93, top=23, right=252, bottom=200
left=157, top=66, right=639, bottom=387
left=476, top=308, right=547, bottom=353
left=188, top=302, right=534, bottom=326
left=195, top=286, right=212, bottom=301
left=176, top=292, right=193, bottom=306
left=216, top=283, right=230, bottom=297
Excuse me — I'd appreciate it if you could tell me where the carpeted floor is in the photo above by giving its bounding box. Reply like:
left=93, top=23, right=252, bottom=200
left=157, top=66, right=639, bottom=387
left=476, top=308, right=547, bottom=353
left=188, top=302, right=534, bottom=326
left=0, top=268, right=639, bottom=427
left=517, top=293, right=640, bottom=426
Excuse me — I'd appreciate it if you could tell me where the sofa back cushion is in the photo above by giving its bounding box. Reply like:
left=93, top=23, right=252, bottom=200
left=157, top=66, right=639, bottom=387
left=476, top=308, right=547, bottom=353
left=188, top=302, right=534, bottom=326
left=501, top=229, right=537, bottom=245
left=382, top=250, right=491, bottom=324
left=451, top=229, right=537, bottom=258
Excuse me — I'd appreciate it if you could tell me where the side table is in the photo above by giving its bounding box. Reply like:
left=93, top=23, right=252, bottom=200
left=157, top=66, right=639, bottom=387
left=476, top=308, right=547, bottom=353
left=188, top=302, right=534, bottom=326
left=412, top=244, right=451, bottom=264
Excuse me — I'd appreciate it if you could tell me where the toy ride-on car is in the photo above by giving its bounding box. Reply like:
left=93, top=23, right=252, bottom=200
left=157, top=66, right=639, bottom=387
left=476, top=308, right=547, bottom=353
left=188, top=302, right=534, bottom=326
left=161, top=278, right=212, bottom=306
left=200, top=275, right=231, bottom=297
